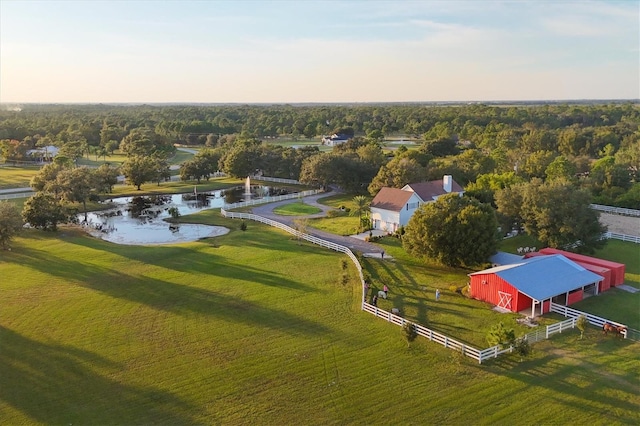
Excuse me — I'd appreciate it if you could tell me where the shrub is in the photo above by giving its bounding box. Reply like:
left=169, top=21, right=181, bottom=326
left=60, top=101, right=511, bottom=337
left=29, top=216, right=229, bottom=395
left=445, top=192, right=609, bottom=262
left=341, top=259, right=348, bottom=271
left=402, top=322, right=418, bottom=347
left=486, top=322, right=515, bottom=348
left=513, top=337, right=531, bottom=360
left=240, top=221, right=247, bottom=231
left=577, top=315, right=588, bottom=339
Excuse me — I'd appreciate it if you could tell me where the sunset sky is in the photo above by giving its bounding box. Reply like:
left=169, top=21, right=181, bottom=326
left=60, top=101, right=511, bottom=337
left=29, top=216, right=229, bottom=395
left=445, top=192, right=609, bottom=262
left=1, top=0, right=638, bottom=103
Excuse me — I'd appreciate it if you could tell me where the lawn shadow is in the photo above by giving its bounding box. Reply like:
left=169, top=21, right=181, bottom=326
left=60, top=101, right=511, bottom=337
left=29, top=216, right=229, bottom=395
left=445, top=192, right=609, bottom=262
left=63, top=234, right=318, bottom=293
left=481, top=343, right=639, bottom=423
left=0, top=325, right=198, bottom=424
left=9, top=246, right=332, bottom=336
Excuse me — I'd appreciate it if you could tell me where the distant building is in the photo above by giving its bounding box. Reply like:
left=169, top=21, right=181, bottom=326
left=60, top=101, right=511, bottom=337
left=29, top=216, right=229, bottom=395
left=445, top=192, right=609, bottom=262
left=321, top=133, right=351, bottom=146
left=26, top=145, right=59, bottom=162
left=370, top=175, right=463, bottom=232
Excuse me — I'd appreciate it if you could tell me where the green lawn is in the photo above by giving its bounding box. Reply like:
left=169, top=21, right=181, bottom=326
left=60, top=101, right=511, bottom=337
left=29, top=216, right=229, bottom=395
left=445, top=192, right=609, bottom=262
left=310, top=193, right=369, bottom=235
left=273, top=201, right=321, bottom=216
left=1, top=211, right=638, bottom=424
left=0, top=166, right=41, bottom=189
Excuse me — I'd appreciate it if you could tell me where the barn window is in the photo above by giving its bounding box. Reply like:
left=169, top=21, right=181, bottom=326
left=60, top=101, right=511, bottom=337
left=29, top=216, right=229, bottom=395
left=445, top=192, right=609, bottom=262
left=481, top=279, right=487, bottom=285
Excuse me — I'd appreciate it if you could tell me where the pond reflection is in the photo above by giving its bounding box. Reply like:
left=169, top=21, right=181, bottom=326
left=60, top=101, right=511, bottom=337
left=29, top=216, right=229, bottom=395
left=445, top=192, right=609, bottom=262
left=80, top=185, right=290, bottom=245
left=82, top=193, right=228, bottom=245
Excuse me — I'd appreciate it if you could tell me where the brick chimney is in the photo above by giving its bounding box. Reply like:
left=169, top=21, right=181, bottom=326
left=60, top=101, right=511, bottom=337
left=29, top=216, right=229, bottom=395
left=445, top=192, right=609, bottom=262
left=443, top=175, right=452, bottom=192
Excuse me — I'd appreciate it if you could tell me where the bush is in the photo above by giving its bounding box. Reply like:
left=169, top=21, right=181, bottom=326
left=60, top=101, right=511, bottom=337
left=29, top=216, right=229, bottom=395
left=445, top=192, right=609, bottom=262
left=240, top=221, right=247, bottom=231
left=402, top=322, right=418, bottom=347
left=326, top=209, right=346, bottom=218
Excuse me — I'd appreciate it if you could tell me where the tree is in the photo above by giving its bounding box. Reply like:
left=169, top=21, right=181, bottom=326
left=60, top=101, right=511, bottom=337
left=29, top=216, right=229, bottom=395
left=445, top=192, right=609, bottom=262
left=121, top=155, right=157, bottom=190
left=0, top=201, right=23, bottom=249
left=576, top=315, right=588, bottom=339
left=351, top=195, right=370, bottom=232
left=496, top=179, right=607, bottom=253
left=94, top=164, right=120, bottom=193
left=120, top=127, right=174, bottom=158
left=420, top=138, right=458, bottom=157
left=22, top=193, right=68, bottom=231
left=403, top=193, right=499, bottom=267
left=368, top=157, right=426, bottom=195
left=402, top=322, right=418, bottom=348
left=486, top=322, right=515, bottom=348
left=545, top=155, right=576, bottom=182
left=151, top=154, right=171, bottom=186
left=54, top=167, right=98, bottom=222
left=30, top=162, right=66, bottom=192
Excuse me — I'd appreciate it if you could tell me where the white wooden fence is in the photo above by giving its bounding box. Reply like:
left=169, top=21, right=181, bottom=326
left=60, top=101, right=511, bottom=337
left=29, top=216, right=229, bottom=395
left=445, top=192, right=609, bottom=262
left=602, top=232, right=640, bottom=244
left=362, top=303, right=486, bottom=362
left=0, top=192, right=33, bottom=200
left=591, top=204, right=640, bottom=217
left=250, top=175, right=302, bottom=185
left=222, top=198, right=602, bottom=363
left=220, top=209, right=365, bottom=286
left=223, top=189, right=321, bottom=210
left=550, top=302, right=628, bottom=338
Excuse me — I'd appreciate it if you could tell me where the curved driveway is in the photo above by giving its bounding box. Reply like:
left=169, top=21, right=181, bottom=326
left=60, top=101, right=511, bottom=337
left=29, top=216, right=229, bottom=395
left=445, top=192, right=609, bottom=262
left=251, top=192, right=384, bottom=255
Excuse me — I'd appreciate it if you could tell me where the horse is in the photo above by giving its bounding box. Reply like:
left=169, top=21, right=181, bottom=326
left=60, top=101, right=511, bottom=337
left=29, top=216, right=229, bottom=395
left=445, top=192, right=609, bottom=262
left=603, top=323, right=627, bottom=337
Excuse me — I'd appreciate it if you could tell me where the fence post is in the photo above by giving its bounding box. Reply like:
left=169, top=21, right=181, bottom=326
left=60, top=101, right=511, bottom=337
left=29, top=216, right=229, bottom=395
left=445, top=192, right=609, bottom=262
left=546, top=325, right=549, bottom=339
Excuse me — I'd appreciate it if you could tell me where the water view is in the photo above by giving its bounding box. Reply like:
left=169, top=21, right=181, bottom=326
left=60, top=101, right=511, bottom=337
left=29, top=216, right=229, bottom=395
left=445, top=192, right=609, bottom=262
left=80, top=185, right=290, bottom=245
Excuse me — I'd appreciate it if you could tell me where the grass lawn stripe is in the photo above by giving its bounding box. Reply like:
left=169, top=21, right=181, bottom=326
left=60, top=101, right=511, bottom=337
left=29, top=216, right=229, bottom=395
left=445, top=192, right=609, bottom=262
left=1, top=218, right=639, bottom=423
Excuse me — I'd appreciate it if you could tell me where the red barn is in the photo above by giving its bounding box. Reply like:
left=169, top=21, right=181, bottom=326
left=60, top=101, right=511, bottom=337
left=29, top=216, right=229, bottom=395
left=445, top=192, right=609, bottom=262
left=538, top=248, right=625, bottom=286
left=524, top=252, right=613, bottom=292
left=469, top=254, right=603, bottom=317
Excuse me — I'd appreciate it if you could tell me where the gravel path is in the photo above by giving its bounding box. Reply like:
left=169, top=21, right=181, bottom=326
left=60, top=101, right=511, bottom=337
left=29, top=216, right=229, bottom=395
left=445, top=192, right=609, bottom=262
left=599, top=213, right=640, bottom=237
left=251, top=192, right=384, bottom=255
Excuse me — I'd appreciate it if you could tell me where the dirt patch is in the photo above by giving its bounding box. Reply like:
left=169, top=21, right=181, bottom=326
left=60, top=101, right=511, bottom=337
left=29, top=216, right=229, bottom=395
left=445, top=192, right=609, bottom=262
left=599, top=213, right=640, bottom=237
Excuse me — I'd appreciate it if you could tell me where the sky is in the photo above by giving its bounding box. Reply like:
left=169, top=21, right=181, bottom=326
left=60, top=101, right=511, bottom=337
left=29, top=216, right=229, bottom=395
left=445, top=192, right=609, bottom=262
left=1, top=0, right=638, bottom=103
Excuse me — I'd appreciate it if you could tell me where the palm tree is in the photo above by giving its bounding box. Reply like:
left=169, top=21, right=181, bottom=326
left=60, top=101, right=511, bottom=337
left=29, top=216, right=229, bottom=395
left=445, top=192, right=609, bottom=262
left=351, top=195, right=370, bottom=232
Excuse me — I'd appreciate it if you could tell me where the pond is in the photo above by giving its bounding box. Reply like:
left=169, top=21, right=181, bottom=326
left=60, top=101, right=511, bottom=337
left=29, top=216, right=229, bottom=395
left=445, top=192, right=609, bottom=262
left=81, top=185, right=287, bottom=245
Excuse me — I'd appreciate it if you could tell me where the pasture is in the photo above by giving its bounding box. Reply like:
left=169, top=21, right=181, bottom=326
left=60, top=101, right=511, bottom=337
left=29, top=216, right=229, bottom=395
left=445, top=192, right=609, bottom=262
left=1, top=209, right=638, bottom=424
left=0, top=165, right=41, bottom=189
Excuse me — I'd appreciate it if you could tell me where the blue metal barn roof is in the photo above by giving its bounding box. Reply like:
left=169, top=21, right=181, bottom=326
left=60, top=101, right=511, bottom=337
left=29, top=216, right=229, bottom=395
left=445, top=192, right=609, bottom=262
left=470, top=254, right=602, bottom=301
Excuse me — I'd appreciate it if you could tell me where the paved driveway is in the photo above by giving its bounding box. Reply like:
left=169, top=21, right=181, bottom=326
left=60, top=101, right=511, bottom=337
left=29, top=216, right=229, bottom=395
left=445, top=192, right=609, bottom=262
left=250, top=192, right=384, bottom=255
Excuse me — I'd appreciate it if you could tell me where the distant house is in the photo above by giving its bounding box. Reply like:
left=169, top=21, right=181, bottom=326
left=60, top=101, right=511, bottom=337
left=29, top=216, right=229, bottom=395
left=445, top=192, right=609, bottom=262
left=469, top=254, right=603, bottom=317
left=370, top=175, right=463, bottom=232
left=26, top=145, right=59, bottom=162
left=321, top=133, right=351, bottom=146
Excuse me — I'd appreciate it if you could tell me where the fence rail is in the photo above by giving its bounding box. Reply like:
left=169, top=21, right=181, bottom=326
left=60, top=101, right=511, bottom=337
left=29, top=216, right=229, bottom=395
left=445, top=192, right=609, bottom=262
left=550, top=302, right=628, bottom=338
left=250, top=175, right=302, bottom=185
left=222, top=192, right=598, bottom=363
left=362, top=303, right=485, bottom=362
left=223, top=189, right=321, bottom=210
left=0, top=192, right=33, bottom=200
left=591, top=204, right=640, bottom=217
left=602, top=232, right=640, bottom=244
left=220, top=209, right=364, bottom=286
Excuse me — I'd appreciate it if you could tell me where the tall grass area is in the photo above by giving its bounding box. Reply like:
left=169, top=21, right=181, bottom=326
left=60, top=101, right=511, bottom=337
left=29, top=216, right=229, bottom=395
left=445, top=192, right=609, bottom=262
left=1, top=215, right=638, bottom=424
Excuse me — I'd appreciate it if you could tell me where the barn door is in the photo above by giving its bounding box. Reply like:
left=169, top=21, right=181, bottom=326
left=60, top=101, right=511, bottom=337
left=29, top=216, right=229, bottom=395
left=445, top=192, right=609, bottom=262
left=497, top=291, right=512, bottom=310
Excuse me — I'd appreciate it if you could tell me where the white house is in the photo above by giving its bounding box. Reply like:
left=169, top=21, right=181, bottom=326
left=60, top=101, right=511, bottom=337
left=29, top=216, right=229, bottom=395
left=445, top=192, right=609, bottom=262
left=370, top=175, right=463, bottom=232
left=321, top=133, right=350, bottom=146
left=26, top=145, right=59, bottom=162
left=370, top=188, right=422, bottom=233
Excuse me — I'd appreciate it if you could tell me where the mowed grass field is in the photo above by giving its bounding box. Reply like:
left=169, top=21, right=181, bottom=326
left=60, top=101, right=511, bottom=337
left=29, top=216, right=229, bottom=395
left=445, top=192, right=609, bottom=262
left=1, top=211, right=639, bottom=424
left=0, top=166, right=41, bottom=189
